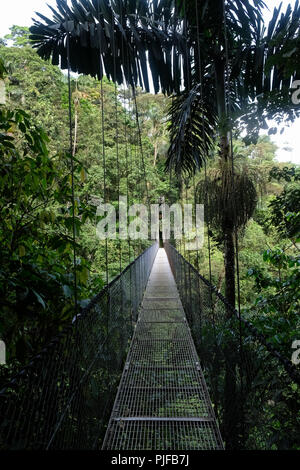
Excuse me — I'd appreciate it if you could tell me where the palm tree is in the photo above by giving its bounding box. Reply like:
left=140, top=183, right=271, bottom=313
left=30, top=0, right=300, bottom=449
left=30, top=0, right=300, bottom=310
left=167, top=0, right=300, bottom=307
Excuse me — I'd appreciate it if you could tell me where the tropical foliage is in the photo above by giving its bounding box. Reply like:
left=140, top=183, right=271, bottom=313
left=0, top=34, right=174, bottom=368
left=0, top=0, right=299, bottom=449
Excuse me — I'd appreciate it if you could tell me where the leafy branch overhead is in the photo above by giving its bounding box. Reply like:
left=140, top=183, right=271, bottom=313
left=30, top=1, right=300, bottom=174
left=166, top=0, right=300, bottom=172
left=30, top=0, right=186, bottom=94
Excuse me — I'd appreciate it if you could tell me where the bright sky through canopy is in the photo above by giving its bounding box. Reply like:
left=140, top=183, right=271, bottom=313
left=0, top=0, right=299, bottom=164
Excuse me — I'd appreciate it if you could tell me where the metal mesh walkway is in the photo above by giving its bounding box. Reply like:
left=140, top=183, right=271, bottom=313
left=102, top=248, right=224, bottom=450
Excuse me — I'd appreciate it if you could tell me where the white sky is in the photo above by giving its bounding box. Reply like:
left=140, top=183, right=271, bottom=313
left=0, top=0, right=299, bottom=164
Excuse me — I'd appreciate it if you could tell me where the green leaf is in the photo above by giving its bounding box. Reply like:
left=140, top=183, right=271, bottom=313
left=18, top=245, right=26, bottom=257
left=32, top=290, right=46, bottom=309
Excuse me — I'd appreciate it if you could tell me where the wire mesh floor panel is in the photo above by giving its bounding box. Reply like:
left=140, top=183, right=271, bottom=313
left=104, top=420, right=222, bottom=450
left=102, top=248, right=223, bottom=450
left=112, top=385, right=211, bottom=418
left=142, top=299, right=181, bottom=309
left=139, top=309, right=184, bottom=323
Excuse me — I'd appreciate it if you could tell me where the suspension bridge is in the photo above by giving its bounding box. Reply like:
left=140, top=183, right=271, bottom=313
left=0, top=0, right=299, bottom=452
left=0, top=239, right=299, bottom=450
left=102, top=248, right=223, bottom=450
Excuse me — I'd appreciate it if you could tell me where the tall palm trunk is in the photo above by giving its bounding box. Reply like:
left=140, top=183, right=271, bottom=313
left=224, top=227, right=235, bottom=309
left=215, top=59, right=236, bottom=312
left=214, top=57, right=241, bottom=449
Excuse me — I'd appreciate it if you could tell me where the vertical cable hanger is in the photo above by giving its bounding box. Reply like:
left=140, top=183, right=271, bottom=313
left=192, top=175, right=199, bottom=270
left=170, top=1, right=179, bottom=253
left=183, top=0, right=199, bottom=270
left=183, top=0, right=190, bottom=258
left=66, top=22, right=78, bottom=319
left=193, top=0, right=216, bottom=333
left=222, top=0, right=242, bottom=320
left=96, top=1, right=110, bottom=353
left=124, top=45, right=136, bottom=259
left=183, top=0, right=191, bottom=93
left=119, top=13, right=133, bottom=316
left=120, top=24, right=131, bottom=266
left=182, top=180, right=186, bottom=258
left=194, top=0, right=213, bottom=288
left=135, top=88, right=144, bottom=255
left=122, top=44, right=131, bottom=264
left=123, top=86, right=131, bottom=264
left=119, top=8, right=131, bottom=264
left=115, top=83, right=122, bottom=272
left=97, top=2, right=109, bottom=287
left=111, top=6, right=122, bottom=274
left=129, top=13, right=150, bottom=247
left=128, top=86, right=137, bottom=260
left=222, top=0, right=245, bottom=440
left=132, top=87, right=150, bottom=208
left=132, top=84, right=150, bottom=254
left=137, top=94, right=143, bottom=256
left=101, top=80, right=109, bottom=286
left=185, top=179, right=191, bottom=263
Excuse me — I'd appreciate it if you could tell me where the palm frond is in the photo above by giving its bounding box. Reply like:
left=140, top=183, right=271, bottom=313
left=30, top=0, right=184, bottom=94
left=166, top=84, right=216, bottom=174
left=29, top=0, right=300, bottom=176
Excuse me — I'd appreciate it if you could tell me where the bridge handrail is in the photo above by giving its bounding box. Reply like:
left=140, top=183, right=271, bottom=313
left=165, top=241, right=300, bottom=386
left=0, top=242, right=158, bottom=396
left=0, top=241, right=159, bottom=450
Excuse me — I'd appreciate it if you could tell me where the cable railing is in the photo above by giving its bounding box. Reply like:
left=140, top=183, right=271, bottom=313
left=164, top=241, right=300, bottom=450
left=102, top=248, right=224, bottom=450
left=0, top=242, right=159, bottom=450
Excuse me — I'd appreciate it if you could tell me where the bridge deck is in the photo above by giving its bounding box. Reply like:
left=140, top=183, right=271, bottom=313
left=102, top=248, right=223, bottom=450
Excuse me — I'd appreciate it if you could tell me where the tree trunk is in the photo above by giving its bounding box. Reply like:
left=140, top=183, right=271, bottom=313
left=214, top=58, right=236, bottom=310
left=224, top=227, right=235, bottom=312
left=223, top=343, right=241, bottom=449
left=214, top=56, right=240, bottom=447
left=220, top=137, right=240, bottom=449
left=219, top=131, right=236, bottom=312
left=153, top=142, right=158, bottom=167
left=73, top=107, right=78, bottom=157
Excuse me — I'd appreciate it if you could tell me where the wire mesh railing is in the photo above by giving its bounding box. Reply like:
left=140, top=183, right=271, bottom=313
left=164, top=241, right=300, bottom=450
left=102, top=248, right=223, bottom=450
left=0, top=242, right=158, bottom=450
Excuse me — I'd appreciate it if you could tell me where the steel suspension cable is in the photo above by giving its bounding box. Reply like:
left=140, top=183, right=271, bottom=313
left=115, top=84, right=122, bottom=272
left=100, top=81, right=109, bottom=286
left=128, top=88, right=137, bottom=260
left=111, top=6, right=122, bottom=274
left=119, top=20, right=132, bottom=265
left=132, top=86, right=151, bottom=255
left=185, top=179, right=191, bottom=264
left=96, top=0, right=109, bottom=287
left=66, top=27, right=78, bottom=318
left=133, top=90, right=142, bottom=256
left=123, top=43, right=136, bottom=259
left=222, top=0, right=242, bottom=317
left=195, top=0, right=214, bottom=300
left=132, top=87, right=150, bottom=210
left=182, top=0, right=190, bottom=258
left=122, top=85, right=131, bottom=264
left=119, top=11, right=134, bottom=316
left=222, top=0, right=243, bottom=329
left=183, top=0, right=191, bottom=93
left=192, top=175, right=200, bottom=271
left=222, top=0, right=245, bottom=440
